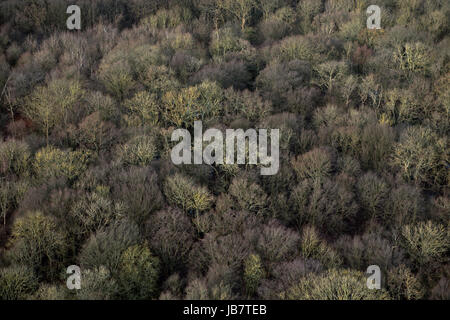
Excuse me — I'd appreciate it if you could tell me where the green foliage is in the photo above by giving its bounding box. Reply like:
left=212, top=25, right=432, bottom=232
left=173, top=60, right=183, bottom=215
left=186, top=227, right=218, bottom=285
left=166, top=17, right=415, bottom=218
left=139, top=65, right=179, bottom=94
left=384, top=86, right=431, bottom=125
left=128, top=43, right=169, bottom=75
left=33, top=146, right=91, bottom=182
left=210, top=27, right=251, bottom=59
left=387, top=265, right=425, bottom=300
left=163, top=173, right=214, bottom=213
left=32, top=283, right=67, bottom=300
left=300, top=225, right=342, bottom=269
left=393, top=42, right=431, bottom=75
left=162, top=81, right=223, bottom=127
left=401, top=221, right=449, bottom=266
left=79, top=219, right=141, bottom=275
left=0, top=139, right=30, bottom=177
left=8, top=211, right=67, bottom=280
left=98, top=52, right=135, bottom=101
left=270, top=35, right=322, bottom=63
left=142, top=6, right=192, bottom=29
left=123, top=91, right=159, bottom=127
left=10, top=0, right=50, bottom=33
left=280, top=269, right=390, bottom=300
left=296, top=0, right=323, bottom=34
left=243, top=254, right=264, bottom=296
left=392, top=126, right=448, bottom=191
left=70, top=189, right=122, bottom=237
left=117, top=135, right=158, bottom=167
left=86, top=91, right=120, bottom=123
left=117, top=242, right=160, bottom=299
left=76, top=266, right=119, bottom=300
left=0, top=265, right=39, bottom=300
left=22, top=78, right=84, bottom=142
left=185, top=277, right=234, bottom=300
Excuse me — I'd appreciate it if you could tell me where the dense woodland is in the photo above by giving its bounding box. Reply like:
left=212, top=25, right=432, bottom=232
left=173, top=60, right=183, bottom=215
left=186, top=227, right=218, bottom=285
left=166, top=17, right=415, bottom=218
left=0, top=0, right=448, bottom=300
